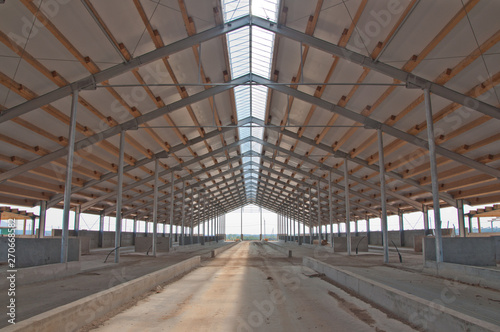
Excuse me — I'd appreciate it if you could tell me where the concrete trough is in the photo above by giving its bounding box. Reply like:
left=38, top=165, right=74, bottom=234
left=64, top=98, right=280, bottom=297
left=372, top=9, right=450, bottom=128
left=265, top=242, right=292, bottom=257
left=303, top=256, right=499, bottom=332
left=4, top=256, right=201, bottom=332
left=423, top=261, right=500, bottom=291
left=210, top=241, right=240, bottom=258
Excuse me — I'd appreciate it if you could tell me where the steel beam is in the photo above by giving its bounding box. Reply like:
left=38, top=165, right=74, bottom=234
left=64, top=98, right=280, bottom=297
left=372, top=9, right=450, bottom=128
left=254, top=75, right=500, bottom=180
left=251, top=16, right=500, bottom=121
left=0, top=75, right=250, bottom=184
left=0, top=16, right=250, bottom=124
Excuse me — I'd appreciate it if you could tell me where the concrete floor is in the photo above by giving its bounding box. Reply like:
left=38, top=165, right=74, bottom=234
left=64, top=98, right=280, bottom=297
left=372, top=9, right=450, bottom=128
left=0, top=242, right=228, bottom=329
left=90, top=242, right=417, bottom=332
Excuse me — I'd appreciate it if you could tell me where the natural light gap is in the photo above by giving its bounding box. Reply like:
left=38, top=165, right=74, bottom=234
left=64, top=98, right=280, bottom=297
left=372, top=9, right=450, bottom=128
left=222, top=0, right=280, bottom=201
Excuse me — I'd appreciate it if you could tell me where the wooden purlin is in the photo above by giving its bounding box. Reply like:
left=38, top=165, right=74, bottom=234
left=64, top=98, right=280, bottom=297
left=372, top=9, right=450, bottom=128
left=278, top=0, right=369, bottom=185
left=292, top=1, right=498, bottom=207
left=264, top=0, right=325, bottom=184
left=19, top=0, right=166, bottom=176
left=132, top=0, right=221, bottom=194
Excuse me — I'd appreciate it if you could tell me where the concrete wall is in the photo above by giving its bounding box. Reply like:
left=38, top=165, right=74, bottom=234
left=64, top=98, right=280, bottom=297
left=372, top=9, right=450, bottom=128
left=495, top=236, right=500, bottom=264
left=0, top=238, right=80, bottom=268
left=135, top=237, right=170, bottom=253
left=331, top=236, right=368, bottom=252
left=52, top=229, right=153, bottom=248
left=423, top=237, right=497, bottom=266
left=0, top=262, right=81, bottom=287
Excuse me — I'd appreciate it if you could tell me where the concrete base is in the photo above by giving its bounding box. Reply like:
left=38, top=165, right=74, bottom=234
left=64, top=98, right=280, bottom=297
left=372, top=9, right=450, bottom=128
left=423, top=237, right=497, bottom=266
left=210, top=241, right=240, bottom=258
left=303, top=256, right=500, bottom=332
left=423, top=261, right=500, bottom=291
left=80, top=237, right=91, bottom=255
left=0, top=262, right=81, bottom=287
left=4, top=256, right=201, bottom=332
left=134, top=237, right=170, bottom=253
left=0, top=237, right=80, bottom=268
left=265, top=242, right=292, bottom=257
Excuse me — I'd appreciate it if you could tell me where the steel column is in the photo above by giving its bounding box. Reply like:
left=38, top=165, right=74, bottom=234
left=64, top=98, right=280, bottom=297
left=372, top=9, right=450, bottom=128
left=425, top=89, right=443, bottom=263
left=260, top=207, right=262, bottom=241
left=114, top=131, right=125, bottom=263
left=399, top=213, right=405, bottom=247
left=317, top=181, right=321, bottom=241
left=169, top=171, right=174, bottom=248
left=73, top=205, right=81, bottom=236
left=38, top=201, right=47, bottom=238
left=309, top=190, right=313, bottom=244
left=181, top=181, right=186, bottom=245
left=457, top=199, right=466, bottom=237
left=240, top=206, right=243, bottom=241
left=133, top=217, right=137, bottom=245
left=377, top=130, right=389, bottom=262
left=343, top=159, right=352, bottom=255
left=98, top=212, right=104, bottom=248
left=152, top=158, right=159, bottom=256
left=329, top=171, right=334, bottom=249
left=60, top=89, right=79, bottom=263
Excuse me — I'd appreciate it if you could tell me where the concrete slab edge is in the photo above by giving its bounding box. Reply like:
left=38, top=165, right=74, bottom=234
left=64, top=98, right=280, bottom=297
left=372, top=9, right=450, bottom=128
left=0, top=262, right=81, bottom=288
left=4, top=256, right=201, bottom=332
left=211, top=241, right=240, bottom=257
left=303, top=256, right=499, bottom=332
left=423, top=261, right=500, bottom=291
left=264, top=242, right=292, bottom=257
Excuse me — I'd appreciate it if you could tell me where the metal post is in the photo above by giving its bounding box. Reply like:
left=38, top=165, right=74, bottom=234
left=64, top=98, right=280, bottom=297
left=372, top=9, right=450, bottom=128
left=202, top=191, right=207, bottom=244
left=73, top=206, right=81, bottom=236
left=38, top=200, right=47, bottom=238
left=240, top=206, right=243, bottom=241
left=152, top=158, right=159, bottom=256
left=457, top=199, right=465, bottom=237
left=423, top=205, right=430, bottom=234
left=398, top=212, right=405, bottom=247
left=114, top=131, right=125, bottom=263
left=468, top=215, right=473, bottom=234
left=132, top=217, right=137, bottom=245
left=293, top=201, right=296, bottom=242
left=355, top=220, right=359, bottom=237
left=425, top=88, right=443, bottom=263
left=181, top=181, right=186, bottom=245
left=260, top=206, right=262, bottom=241
left=309, top=190, right=313, bottom=244
left=302, top=194, right=306, bottom=245
left=329, top=170, right=334, bottom=249
left=317, top=181, right=321, bottom=242
left=190, top=189, right=194, bottom=244
left=98, top=212, right=104, bottom=248
left=366, top=218, right=370, bottom=244
left=61, top=89, right=79, bottom=263
left=377, top=130, right=389, bottom=262
left=343, top=159, right=352, bottom=255
left=169, top=171, right=175, bottom=248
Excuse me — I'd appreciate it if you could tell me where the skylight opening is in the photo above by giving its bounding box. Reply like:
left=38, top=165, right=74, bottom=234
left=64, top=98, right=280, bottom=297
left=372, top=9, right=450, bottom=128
left=222, top=0, right=279, bottom=23
left=222, top=0, right=280, bottom=202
